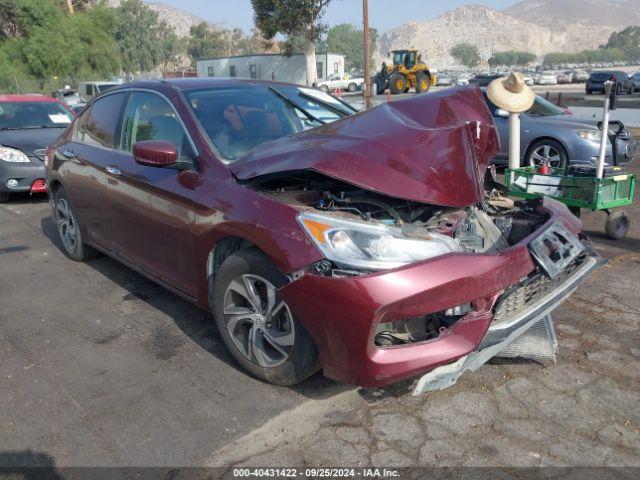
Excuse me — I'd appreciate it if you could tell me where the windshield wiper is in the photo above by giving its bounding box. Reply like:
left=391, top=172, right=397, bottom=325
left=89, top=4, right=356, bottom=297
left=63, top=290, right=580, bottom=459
left=268, top=86, right=326, bottom=125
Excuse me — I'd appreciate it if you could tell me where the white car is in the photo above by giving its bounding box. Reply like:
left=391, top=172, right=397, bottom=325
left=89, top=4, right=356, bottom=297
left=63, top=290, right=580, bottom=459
left=536, top=71, right=558, bottom=85
left=317, top=74, right=364, bottom=93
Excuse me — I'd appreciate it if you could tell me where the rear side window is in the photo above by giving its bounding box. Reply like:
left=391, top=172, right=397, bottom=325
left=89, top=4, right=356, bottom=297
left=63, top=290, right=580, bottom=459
left=75, top=92, right=128, bottom=148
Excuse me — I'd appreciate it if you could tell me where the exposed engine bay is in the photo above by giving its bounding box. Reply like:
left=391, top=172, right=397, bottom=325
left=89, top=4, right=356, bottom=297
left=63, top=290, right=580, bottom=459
left=248, top=171, right=549, bottom=257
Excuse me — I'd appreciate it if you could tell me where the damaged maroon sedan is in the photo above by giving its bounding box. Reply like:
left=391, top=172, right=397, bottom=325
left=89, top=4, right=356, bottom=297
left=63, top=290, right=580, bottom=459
left=45, top=79, right=602, bottom=391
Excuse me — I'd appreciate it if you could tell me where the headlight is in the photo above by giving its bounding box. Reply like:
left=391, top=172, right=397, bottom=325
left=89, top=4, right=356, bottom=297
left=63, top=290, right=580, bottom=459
left=298, top=212, right=462, bottom=270
left=575, top=129, right=610, bottom=143
left=0, top=147, right=30, bottom=163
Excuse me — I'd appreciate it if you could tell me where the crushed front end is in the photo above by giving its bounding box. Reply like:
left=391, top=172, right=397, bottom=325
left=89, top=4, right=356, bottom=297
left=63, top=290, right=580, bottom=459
left=260, top=177, right=603, bottom=389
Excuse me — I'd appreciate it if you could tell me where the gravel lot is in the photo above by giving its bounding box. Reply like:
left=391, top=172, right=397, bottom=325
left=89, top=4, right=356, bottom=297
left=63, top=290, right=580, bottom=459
left=0, top=130, right=638, bottom=472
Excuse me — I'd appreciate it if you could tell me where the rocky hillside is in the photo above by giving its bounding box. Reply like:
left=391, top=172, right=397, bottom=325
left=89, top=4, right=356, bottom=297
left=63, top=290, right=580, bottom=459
left=377, top=0, right=640, bottom=68
left=106, top=1, right=208, bottom=37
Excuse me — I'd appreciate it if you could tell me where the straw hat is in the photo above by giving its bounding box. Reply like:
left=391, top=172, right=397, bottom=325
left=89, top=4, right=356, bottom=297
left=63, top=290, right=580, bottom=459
left=486, top=71, right=535, bottom=113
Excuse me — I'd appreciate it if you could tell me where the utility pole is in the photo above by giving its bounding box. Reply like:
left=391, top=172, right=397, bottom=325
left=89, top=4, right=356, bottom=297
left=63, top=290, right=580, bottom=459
left=363, top=0, right=372, bottom=109
left=65, top=0, right=74, bottom=15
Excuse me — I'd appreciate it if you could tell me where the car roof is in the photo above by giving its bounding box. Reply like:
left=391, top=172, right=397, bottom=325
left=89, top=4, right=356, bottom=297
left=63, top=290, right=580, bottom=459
left=108, top=77, right=311, bottom=93
left=0, top=94, right=61, bottom=103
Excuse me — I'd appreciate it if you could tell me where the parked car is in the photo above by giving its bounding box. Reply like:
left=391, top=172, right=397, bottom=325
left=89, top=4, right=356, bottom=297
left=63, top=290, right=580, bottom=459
left=522, top=74, right=535, bottom=86
left=556, top=71, right=572, bottom=84
left=586, top=71, right=634, bottom=95
left=469, top=73, right=505, bottom=87
left=571, top=69, right=589, bottom=83
left=455, top=73, right=471, bottom=86
left=436, top=74, right=454, bottom=86
left=77, top=81, right=121, bottom=101
left=0, top=95, right=74, bottom=202
left=52, top=88, right=85, bottom=111
left=317, top=74, right=364, bottom=93
left=536, top=71, right=558, bottom=85
left=482, top=91, right=636, bottom=168
left=46, top=79, right=601, bottom=389
left=630, top=71, right=640, bottom=92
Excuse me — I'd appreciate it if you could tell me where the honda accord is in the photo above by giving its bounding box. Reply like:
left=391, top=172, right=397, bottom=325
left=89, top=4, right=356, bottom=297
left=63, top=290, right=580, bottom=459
left=45, top=79, right=602, bottom=389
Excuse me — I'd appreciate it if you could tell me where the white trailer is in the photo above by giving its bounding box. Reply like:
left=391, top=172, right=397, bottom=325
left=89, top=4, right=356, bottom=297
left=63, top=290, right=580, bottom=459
left=196, top=53, right=345, bottom=85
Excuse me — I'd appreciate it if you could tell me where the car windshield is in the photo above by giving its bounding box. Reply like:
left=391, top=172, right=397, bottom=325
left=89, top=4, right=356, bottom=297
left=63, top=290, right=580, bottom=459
left=0, top=101, right=73, bottom=129
left=185, top=85, right=354, bottom=161
left=526, top=96, right=565, bottom=116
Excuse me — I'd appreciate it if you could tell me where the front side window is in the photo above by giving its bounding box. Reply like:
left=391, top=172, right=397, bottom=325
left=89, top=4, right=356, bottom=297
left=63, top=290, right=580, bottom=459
left=0, top=101, right=73, bottom=130
left=75, top=92, right=128, bottom=148
left=120, top=91, right=193, bottom=159
left=185, top=85, right=353, bottom=162
left=526, top=96, right=564, bottom=116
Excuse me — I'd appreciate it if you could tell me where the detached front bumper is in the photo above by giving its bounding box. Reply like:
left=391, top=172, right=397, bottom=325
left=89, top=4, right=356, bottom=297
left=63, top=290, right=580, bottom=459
left=279, top=198, right=601, bottom=388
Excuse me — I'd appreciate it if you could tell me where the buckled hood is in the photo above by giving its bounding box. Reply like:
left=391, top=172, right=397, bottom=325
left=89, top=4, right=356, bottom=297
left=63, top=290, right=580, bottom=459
left=231, top=86, right=500, bottom=207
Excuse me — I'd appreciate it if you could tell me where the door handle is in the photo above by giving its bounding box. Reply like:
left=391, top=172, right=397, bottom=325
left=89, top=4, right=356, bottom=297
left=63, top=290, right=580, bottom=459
left=63, top=150, right=77, bottom=159
left=106, top=166, right=122, bottom=176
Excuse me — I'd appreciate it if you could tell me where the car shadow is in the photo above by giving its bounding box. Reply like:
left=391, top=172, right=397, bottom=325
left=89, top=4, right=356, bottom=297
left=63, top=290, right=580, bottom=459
left=40, top=215, right=352, bottom=400
left=0, top=450, right=64, bottom=479
left=3, top=192, right=49, bottom=205
left=583, top=228, right=640, bottom=253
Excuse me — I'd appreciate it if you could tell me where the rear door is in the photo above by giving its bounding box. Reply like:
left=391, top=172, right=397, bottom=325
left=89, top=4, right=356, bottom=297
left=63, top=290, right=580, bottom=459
left=107, top=90, right=199, bottom=296
left=55, top=91, right=129, bottom=250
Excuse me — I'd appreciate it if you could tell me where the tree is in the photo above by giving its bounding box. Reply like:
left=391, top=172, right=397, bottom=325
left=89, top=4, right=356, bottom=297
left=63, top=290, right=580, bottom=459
left=604, top=26, right=640, bottom=61
left=187, top=22, right=225, bottom=64
left=450, top=42, right=481, bottom=68
left=325, top=23, right=378, bottom=72
left=114, top=0, right=179, bottom=74
left=488, top=51, right=536, bottom=67
left=252, top=0, right=333, bottom=86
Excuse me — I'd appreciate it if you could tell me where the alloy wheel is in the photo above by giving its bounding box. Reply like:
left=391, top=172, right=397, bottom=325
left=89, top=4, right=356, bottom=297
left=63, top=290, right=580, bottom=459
left=56, top=198, right=78, bottom=252
left=223, top=274, right=295, bottom=368
left=529, top=144, right=563, bottom=168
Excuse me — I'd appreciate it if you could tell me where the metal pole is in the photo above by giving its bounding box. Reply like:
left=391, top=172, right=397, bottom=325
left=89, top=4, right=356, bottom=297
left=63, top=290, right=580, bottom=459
left=509, top=112, right=520, bottom=179
left=596, top=81, right=613, bottom=179
left=363, top=0, right=372, bottom=110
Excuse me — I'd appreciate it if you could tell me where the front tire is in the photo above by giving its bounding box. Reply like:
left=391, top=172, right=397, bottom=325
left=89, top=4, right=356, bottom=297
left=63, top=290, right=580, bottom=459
left=0, top=192, right=9, bottom=203
left=416, top=72, right=431, bottom=93
left=389, top=73, right=406, bottom=95
left=53, top=187, right=99, bottom=261
left=319, top=85, right=329, bottom=93
left=525, top=139, right=568, bottom=169
left=212, top=248, right=319, bottom=386
left=347, top=82, right=357, bottom=93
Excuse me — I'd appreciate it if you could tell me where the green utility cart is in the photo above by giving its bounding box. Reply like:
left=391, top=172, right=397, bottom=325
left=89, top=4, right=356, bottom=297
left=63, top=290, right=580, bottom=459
left=505, top=166, right=636, bottom=239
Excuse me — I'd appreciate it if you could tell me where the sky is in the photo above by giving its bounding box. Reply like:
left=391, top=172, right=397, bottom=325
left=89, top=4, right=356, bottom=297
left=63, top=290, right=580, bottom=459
left=148, top=0, right=523, bottom=33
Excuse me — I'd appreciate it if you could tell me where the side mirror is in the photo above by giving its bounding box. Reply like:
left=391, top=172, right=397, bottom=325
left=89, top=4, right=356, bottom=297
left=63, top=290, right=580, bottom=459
left=133, top=140, right=178, bottom=168
left=495, top=108, right=509, bottom=118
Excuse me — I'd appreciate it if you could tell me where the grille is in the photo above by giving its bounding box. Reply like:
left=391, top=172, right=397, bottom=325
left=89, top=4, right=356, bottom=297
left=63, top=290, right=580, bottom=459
left=492, top=253, right=587, bottom=325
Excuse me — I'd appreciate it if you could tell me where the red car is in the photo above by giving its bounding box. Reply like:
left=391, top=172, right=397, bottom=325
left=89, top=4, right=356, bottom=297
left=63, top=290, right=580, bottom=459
left=45, top=79, right=601, bottom=389
left=0, top=94, right=74, bottom=202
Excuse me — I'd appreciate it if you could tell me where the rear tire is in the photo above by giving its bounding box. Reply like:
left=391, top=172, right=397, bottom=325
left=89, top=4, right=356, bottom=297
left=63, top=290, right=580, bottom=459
left=319, top=85, right=329, bottom=93
left=389, top=73, right=406, bottom=95
left=211, top=248, right=320, bottom=386
left=0, top=192, right=9, bottom=203
left=52, top=187, right=100, bottom=261
left=605, top=210, right=630, bottom=240
left=347, top=82, right=357, bottom=93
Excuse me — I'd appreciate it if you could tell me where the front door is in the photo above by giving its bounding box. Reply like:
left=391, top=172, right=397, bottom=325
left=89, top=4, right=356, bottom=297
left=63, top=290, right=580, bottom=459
left=107, top=90, right=199, bottom=296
